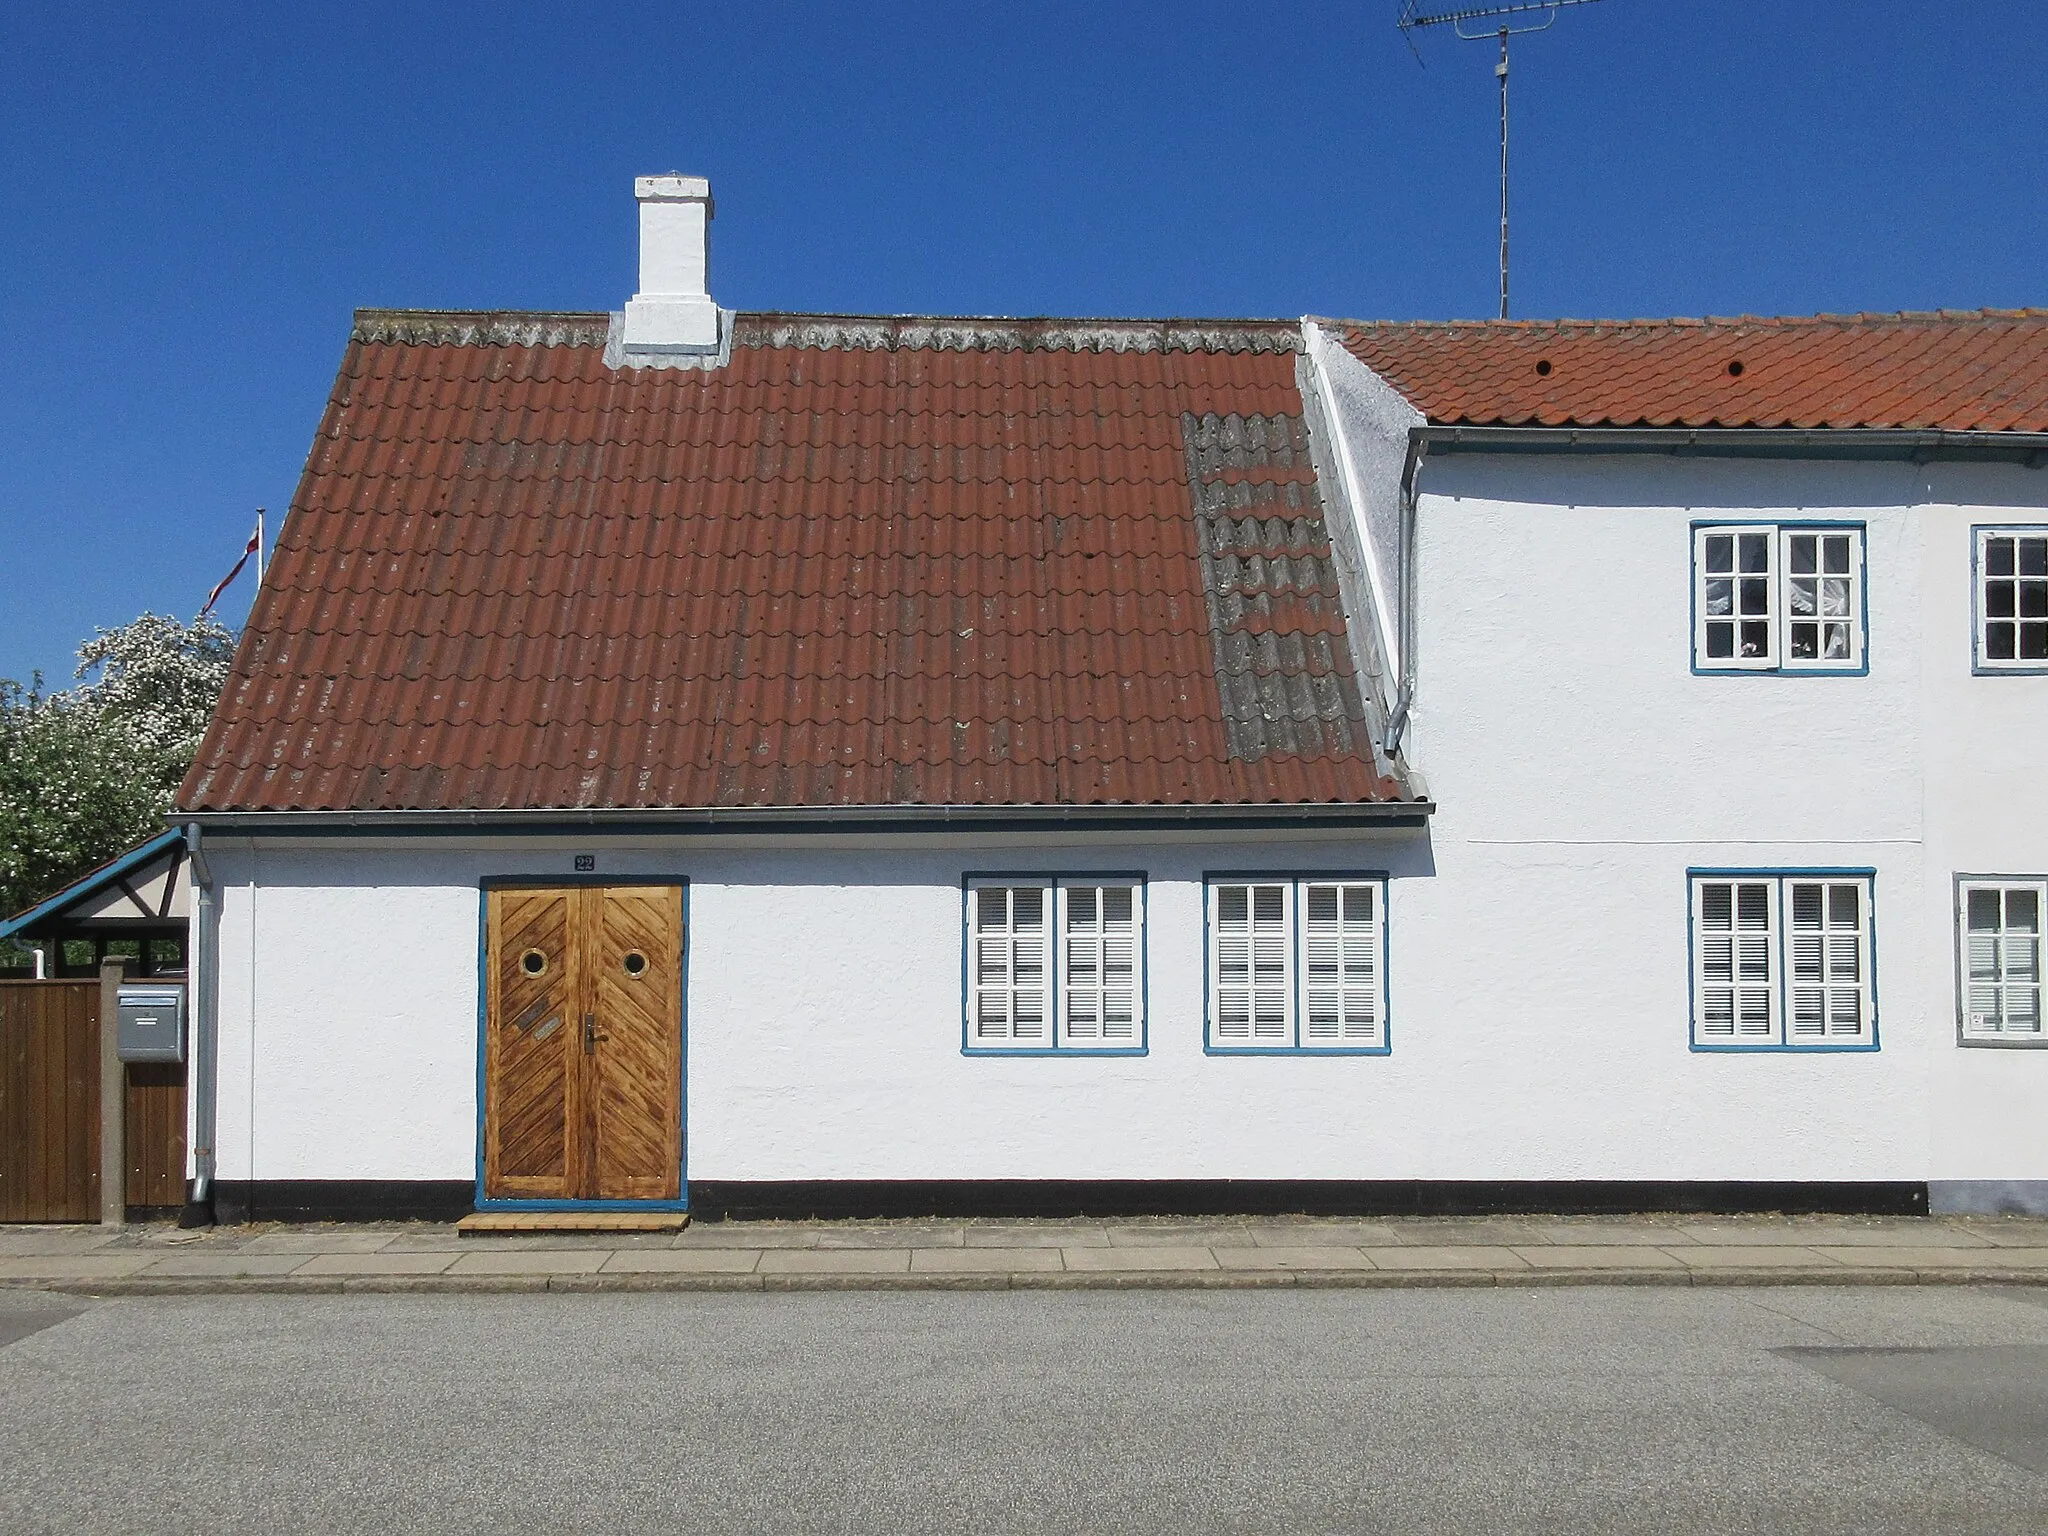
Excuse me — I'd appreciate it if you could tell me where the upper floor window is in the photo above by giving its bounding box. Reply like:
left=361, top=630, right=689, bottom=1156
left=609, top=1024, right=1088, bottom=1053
left=1975, top=528, right=2048, bottom=671
left=964, top=877, right=1146, bottom=1054
left=1693, top=524, right=1865, bottom=674
left=1959, top=879, right=2044, bottom=1045
left=1689, top=871, right=1877, bottom=1050
left=1206, top=876, right=1389, bottom=1054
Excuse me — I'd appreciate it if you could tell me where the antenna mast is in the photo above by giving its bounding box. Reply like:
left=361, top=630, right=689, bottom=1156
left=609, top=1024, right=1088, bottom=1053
left=1397, top=0, right=1604, bottom=319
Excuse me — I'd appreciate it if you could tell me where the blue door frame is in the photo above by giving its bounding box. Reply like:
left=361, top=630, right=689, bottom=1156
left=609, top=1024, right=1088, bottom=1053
left=473, top=877, right=690, bottom=1212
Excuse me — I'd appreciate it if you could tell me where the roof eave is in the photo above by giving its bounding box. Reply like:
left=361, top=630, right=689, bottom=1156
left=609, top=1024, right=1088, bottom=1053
left=1415, top=425, right=2048, bottom=465
left=0, top=828, right=188, bottom=941
left=175, top=802, right=1434, bottom=836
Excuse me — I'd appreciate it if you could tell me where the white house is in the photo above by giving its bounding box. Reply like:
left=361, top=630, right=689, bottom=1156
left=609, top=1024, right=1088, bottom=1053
left=170, top=178, right=2048, bottom=1223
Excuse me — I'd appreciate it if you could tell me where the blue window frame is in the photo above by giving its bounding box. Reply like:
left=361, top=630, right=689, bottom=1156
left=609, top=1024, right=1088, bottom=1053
left=1972, top=527, right=2048, bottom=674
left=1691, top=522, right=1868, bottom=675
left=1204, top=874, right=1391, bottom=1055
left=961, top=874, right=1148, bottom=1056
left=1688, top=869, right=1878, bottom=1052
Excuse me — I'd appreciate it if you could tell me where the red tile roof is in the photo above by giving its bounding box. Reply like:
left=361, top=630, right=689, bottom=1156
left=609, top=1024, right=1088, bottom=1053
left=1331, top=309, right=2048, bottom=431
left=179, top=312, right=1407, bottom=815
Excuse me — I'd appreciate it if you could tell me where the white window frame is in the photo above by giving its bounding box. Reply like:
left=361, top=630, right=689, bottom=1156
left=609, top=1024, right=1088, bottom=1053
left=963, top=875, right=1146, bottom=1054
left=1693, top=523, right=1866, bottom=674
left=1206, top=875, right=1390, bottom=1055
left=1689, top=871, right=1877, bottom=1051
left=1972, top=526, right=2048, bottom=674
left=1957, top=876, right=2047, bottom=1047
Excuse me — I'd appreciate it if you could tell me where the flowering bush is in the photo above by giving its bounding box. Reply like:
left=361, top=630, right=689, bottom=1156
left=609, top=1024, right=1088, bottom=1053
left=1, top=613, right=234, bottom=927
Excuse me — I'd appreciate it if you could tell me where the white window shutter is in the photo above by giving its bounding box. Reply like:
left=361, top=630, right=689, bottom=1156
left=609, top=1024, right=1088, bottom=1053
left=1696, top=878, right=1777, bottom=1044
left=1060, top=882, right=1142, bottom=1049
left=1302, top=882, right=1381, bottom=1048
left=968, top=880, right=1051, bottom=1047
left=1961, top=881, right=2045, bottom=1039
left=1212, top=881, right=1292, bottom=1048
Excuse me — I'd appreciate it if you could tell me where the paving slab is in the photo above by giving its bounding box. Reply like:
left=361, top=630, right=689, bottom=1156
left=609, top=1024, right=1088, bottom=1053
left=1524, top=1223, right=1695, bottom=1246
left=1676, top=1222, right=1991, bottom=1248
left=134, top=1255, right=310, bottom=1278
left=1510, top=1245, right=1690, bottom=1270
left=1366, top=1245, right=1530, bottom=1271
left=1105, top=1224, right=1254, bottom=1248
left=1385, top=1222, right=1551, bottom=1246
left=292, top=1253, right=460, bottom=1277
left=0, top=1230, right=122, bottom=1256
left=1813, top=1246, right=2048, bottom=1270
left=598, top=1249, right=761, bottom=1274
left=0, top=1255, right=157, bottom=1280
left=1948, top=1220, right=2048, bottom=1248
left=1664, top=1246, right=1840, bottom=1269
left=962, top=1224, right=1110, bottom=1248
left=240, top=1231, right=399, bottom=1255
left=757, top=1249, right=912, bottom=1275
left=1243, top=1223, right=1414, bottom=1248
left=1060, top=1246, right=1218, bottom=1272
left=1212, top=1246, right=1377, bottom=1272
left=446, top=1251, right=609, bottom=1276
left=674, top=1225, right=824, bottom=1249
left=814, top=1225, right=966, bottom=1249
left=908, top=1247, right=1065, bottom=1274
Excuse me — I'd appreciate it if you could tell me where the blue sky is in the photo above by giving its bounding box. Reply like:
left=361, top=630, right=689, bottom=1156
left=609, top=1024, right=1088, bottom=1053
left=2, top=2, right=2042, bottom=685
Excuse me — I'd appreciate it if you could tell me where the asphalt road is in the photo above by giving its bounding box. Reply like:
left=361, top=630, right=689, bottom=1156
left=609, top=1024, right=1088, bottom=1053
left=1, top=1285, right=2046, bottom=1534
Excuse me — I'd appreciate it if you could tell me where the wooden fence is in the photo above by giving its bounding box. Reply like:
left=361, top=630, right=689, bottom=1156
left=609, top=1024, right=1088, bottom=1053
left=0, top=982, right=99, bottom=1222
left=0, top=980, right=188, bottom=1222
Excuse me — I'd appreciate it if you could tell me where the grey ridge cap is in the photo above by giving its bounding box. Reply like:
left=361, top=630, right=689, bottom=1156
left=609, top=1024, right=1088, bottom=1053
left=1416, top=423, right=2048, bottom=465
left=177, top=802, right=1433, bottom=836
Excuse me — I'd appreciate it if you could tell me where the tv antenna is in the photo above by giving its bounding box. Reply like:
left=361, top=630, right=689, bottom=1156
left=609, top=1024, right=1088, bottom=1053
left=1397, top=0, right=1604, bottom=319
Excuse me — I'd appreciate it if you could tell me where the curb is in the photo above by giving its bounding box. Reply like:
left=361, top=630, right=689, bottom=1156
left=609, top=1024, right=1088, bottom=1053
left=9, top=1267, right=2048, bottom=1298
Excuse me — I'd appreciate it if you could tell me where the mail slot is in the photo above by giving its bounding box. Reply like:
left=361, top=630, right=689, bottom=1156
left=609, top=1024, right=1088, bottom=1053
left=116, top=984, right=186, bottom=1064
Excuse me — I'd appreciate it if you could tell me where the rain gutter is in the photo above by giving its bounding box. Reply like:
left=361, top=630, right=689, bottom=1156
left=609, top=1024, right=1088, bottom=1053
left=1415, top=425, right=2048, bottom=464
left=179, top=801, right=1434, bottom=836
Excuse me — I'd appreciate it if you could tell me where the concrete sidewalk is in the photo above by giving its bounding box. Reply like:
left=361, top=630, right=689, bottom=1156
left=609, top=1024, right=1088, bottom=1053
left=4, top=1213, right=2048, bottom=1294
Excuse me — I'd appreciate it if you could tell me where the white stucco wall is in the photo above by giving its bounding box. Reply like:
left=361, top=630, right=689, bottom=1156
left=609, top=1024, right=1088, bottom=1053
left=1403, top=451, right=2048, bottom=1192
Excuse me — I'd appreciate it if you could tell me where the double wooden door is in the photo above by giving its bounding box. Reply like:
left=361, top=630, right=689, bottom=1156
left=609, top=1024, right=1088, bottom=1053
left=482, top=886, right=682, bottom=1202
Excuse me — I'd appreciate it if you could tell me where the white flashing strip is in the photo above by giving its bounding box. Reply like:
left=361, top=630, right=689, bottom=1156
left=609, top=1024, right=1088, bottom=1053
left=1299, top=319, right=1412, bottom=692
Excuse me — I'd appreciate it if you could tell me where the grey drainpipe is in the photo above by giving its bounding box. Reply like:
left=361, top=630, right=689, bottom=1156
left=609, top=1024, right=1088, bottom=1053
left=1383, top=431, right=1426, bottom=757
left=181, top=820, right=218, bottom=1226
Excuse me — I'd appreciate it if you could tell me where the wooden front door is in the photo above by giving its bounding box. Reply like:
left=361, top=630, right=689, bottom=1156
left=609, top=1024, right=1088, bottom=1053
left=482, top=886, right=682, bottom=1203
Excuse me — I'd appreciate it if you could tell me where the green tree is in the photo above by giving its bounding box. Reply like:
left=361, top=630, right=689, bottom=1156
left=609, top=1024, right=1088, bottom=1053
left=0, top=613, right=234, bottom=925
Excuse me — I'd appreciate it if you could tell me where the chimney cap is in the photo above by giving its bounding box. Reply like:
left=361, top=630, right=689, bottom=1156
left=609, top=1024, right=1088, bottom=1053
left=636, top=174, right=712, bottom=205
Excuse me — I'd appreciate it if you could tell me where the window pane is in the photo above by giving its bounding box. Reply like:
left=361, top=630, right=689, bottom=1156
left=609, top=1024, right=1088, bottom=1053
left=1791, top=884, right=1823, bottom=929
left=1705, top=622, right=1735, bottom=659
left=1823, top=536, right=1851, bottom=575
left=1740, top=620, right=1770, bottom=657
left=2022, top=623, right=2048, bottom=660
left=1068, top=885, right=1096, bottom=927
left=1253, top=886, right=1284, bottom=924
left=1986, top=537, right=2016, bottom=577
left=1343, top=886, right=1373, bottom=923
left=2022, top=538, right=2048, bottom=577
left=1968, top=888, right=2003, bottom=931
left=2021, top=581, right=2048, bottom=619
left=1820, top=578, right=1850, bottom=618
left=1013, top=887, right=1043, bottom=928
left=1987, top=622, right=2017, bottom=660
left=1739, top=577, right=1770, bottom=616
left=1736, top=884, right=1770, bottom=929
left=2009, top=890, right=2040, bottom=933
left=1704, top=578, right=1733, bottom=617
left=1704, top=535, right=1734, bottom=574
left=1987, top=580, right=2016, bottom=619
left=1219, top=886, right=1247, bottom=925
left=1828, top=884, right=1860, bottom=928
left=1701, top=883, right=1733, bottom=930
left=1823, top=623, right=1850, bottom=660
left=1788, top=622, right=1817, bottom=659
left=1788, top=535, right=1817, bottom=575
left=1738, top=534, right=1769, bottom=573
left=1102, top=886, right=1133, bottom=925
left=1788, top=578, right=1817, bottom=616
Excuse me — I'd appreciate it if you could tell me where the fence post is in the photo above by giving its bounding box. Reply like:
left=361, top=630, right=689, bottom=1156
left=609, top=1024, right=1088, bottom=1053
left=98, top=957, right=129, bottom=1226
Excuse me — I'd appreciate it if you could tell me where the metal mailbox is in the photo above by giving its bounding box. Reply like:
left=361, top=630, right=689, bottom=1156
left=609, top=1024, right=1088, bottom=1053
left=116, top=984, right=187, bottom=1064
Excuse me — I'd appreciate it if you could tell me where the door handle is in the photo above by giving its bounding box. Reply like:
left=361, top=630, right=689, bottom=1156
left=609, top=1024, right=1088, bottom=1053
left=582, top=1013, right=597, bottom=1054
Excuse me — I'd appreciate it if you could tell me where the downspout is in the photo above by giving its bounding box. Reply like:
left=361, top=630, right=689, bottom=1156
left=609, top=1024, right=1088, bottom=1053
left=181, top=819, right=218, bottom=1226
left=1383, top=430, right=1426, bottom=757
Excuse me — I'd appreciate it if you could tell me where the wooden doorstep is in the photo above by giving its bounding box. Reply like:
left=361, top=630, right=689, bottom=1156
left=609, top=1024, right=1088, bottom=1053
left=457, top=1210, right=690, bottom=1235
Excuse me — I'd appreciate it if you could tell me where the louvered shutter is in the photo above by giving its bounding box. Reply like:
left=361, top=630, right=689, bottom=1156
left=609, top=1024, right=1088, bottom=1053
left=968, top=881, right=1051, bottom=1047
left=1786, top=880, right=1870, bottom=1043
left=1962, top=881, right=2045, bottom=1039
left=1302, top=882, right=1381, bottom=1048
left=1060, top=882, right=1142, bottom=1049
left=1211, top=881, right=1292, bottom=1048
left=1695, top=878, right=1777, bottom=1043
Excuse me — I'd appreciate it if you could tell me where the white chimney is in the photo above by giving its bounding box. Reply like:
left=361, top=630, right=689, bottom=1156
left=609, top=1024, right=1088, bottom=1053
left=622, top=175, right=718, bottom=353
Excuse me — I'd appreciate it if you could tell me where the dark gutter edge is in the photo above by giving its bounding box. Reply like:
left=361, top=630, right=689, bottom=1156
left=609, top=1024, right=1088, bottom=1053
left=1417, top=425, right=2048, bottom=465
left=174, top=802, right=1434, bottom=837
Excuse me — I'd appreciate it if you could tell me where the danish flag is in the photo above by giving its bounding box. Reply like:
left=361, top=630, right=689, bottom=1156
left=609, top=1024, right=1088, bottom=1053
left=199, top=511, right=264, bottom=618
